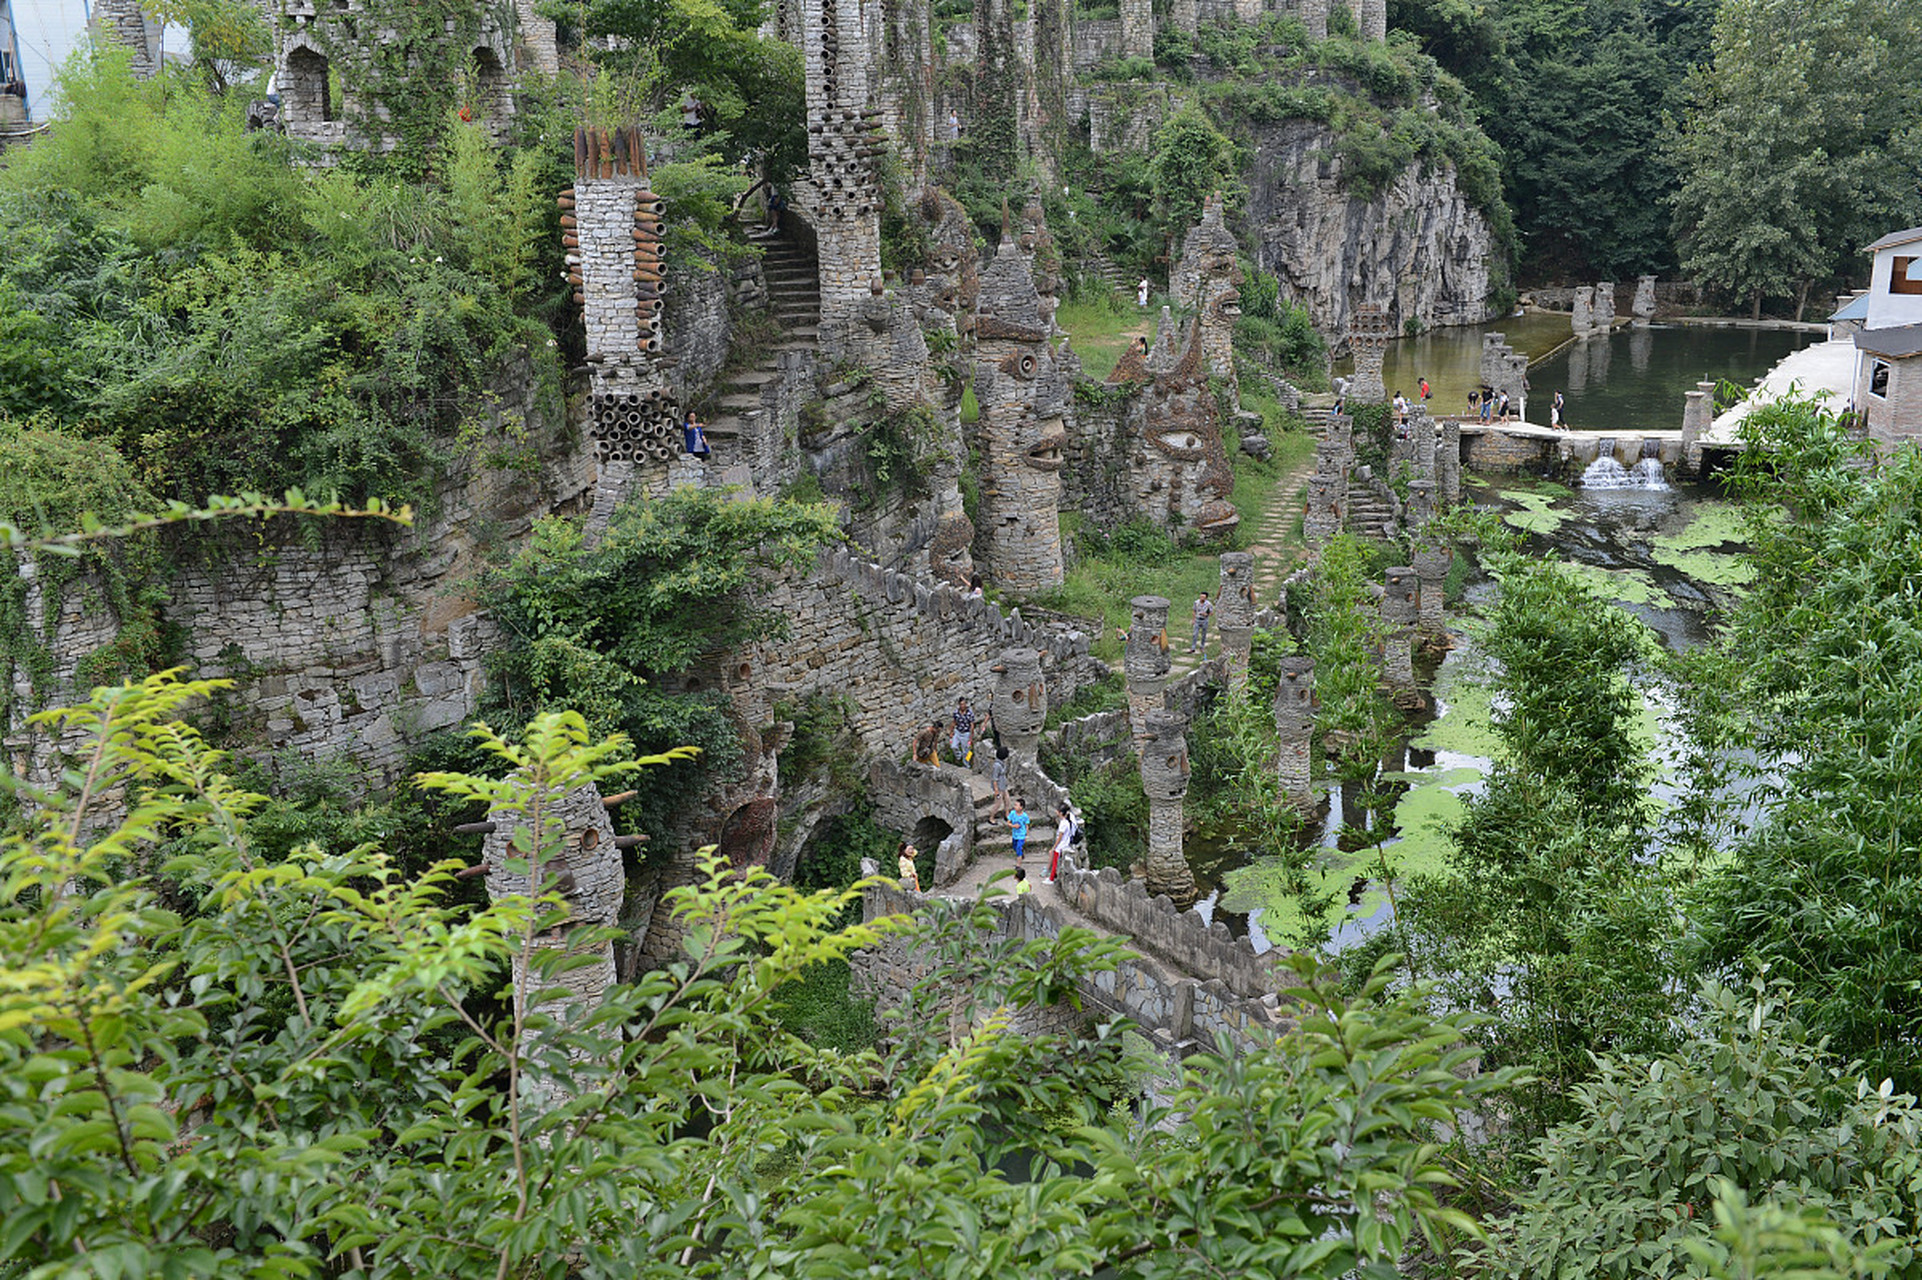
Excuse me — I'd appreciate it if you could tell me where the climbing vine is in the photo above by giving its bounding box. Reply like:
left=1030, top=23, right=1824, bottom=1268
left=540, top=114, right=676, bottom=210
left=971, top=0, right=1021, bottom=179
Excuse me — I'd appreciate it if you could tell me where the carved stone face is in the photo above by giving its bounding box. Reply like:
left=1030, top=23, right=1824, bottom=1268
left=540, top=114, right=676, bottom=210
left=917, top=189, right=980, bottom=330
left=1017, top=195, right=1063, bottom=330
left=1140, top=710, right=1191, bottom=802
left=1130, top=329, right=1237, bottom=541
left=991, top=646, right=1047, bottom=743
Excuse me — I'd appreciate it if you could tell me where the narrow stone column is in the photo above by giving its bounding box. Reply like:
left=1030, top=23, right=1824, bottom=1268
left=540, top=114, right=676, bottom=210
left=1572, top=287, right=1594, bottom=335
left=1217, top=552, right=1257, bottom=687
left=1412, top=541, right=1452, bottom=636
left=1139, top=709, right=1198, bottom=906
left=801, top=0, right=885, bottom=352
left=1410, top=406, right=1436, bottom=482
left=1305, top=473, right=1345, bottom=548
left=1173, top=0, right=1198, bottom=34
left=1405, top=480, right=1436, bottom=532
left=990, top=645, right=1047, bottom=761
left=1119, top=0, right=1153, bottom=59
left=1124, top=595, right=1172, bottom=745
left=1300, top=0, right=1328, bottom=40
left=1593, top=282, right=1616, bottom=331
left=1380, top=567, right=1419, bottom=695
left=1438, top=418, right=1461, bottom=504
left=1273, top=656, right=1316, bottom=809
left=1632, top=275, right=1657, bottom=324
left=1357, top=0, right=1386, bottom=40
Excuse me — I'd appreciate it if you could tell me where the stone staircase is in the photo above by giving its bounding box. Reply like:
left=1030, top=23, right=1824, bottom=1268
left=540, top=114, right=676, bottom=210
left=705, top=225, right=821, bottom=454
left=1345, top=479, right=1398, bottom=540
left=968, top=770, right=1056, bottom=865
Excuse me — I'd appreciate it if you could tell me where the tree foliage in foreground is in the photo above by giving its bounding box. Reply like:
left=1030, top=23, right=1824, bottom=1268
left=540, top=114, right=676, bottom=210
left=1677, top=396, right=1922, bottom=1091
left=0, top=668, right=1517, bottom=1278
left=1493, top=979, right=1922, bottom=1280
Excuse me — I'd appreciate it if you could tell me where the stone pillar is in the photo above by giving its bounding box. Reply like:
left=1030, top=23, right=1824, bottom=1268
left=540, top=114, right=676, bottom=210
left=1683, top=379, right=1716, bottom=471
left=1405, top=480, right=1436, bottom=532
left=1506, top=352, right=1530, bottom=422
left=1124, top=595, right=1172, bottom=745
left=563, top=127, right=681, bottom=513
left=990, top=645, right=1047, bottom=761
left=1139, top=709, right=1198, bottom=906
left=1410, top=406, right=1436, bottom=482
left=1304, top=438, right=1348, bottom=548
left=1273, top=656, right=1316, bottom=809
left=1632, top=275, right=1656, bottom=324
left=1300, top=0, right=1328, bottom=39
left=1593, top=281, right=1616, bottom=332
left=1412, top=541, right=1451, bottom=635
left=1120, top=0, right=1153, bottom=59
left=1438, top=418, right=1461, bottom=504
left=976, top=231, right=1066, bottom=592
left=481, top=780, right=631, bottom=1093
left=1173, top=0, right=1198, bottom=35
left=1217, top=552, right=1257, bottom=686
left=1357, top=0, right=1386, bottom=40
left=801, top=0, right=884, bottom=353
left=1571, top=287, right=1594, bottom=335
left=1380, top=567, right=1418, bottom=695
left=91, top=0, right=161, bottom=78
left=1347, top=304, right=1390, bottom=403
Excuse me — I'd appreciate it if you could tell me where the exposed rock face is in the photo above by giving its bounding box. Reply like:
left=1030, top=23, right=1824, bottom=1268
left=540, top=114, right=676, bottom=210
left=1243, top=119, right=1493, bottom=341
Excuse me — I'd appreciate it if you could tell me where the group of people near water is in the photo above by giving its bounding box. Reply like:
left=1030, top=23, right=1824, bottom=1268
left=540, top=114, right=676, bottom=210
left=907, top=696, right=1085, bottom=893
left=1333, top=375, right=1574, bottom=430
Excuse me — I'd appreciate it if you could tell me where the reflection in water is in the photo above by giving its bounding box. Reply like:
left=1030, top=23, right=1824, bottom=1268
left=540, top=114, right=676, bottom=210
left=1629, top=324, right=1653, bottom=372
left=1534, top=324, right=1817, bottom=433
left=1567, top=337, right=1588, bottom=392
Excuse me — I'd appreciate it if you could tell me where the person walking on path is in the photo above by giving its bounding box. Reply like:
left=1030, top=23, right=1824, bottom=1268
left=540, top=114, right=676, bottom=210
left=1008, top=798, right=1031, bottom=862
left=950, top=697, right=975, bottom=764
left=1047, top=803, right=1078, bottom=883
left=991, top=739, right=1010, bottom=812
left=897, top=841, right=921, bottom=893
left=1497, top=390, right=1512, bottom=424
left=1190, top=592, right=1213, bottom=654
left=913, top=720, right=943, bottom=768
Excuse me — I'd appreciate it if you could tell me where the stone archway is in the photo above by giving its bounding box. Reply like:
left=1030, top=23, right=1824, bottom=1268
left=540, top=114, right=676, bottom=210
left=912, top=815, right=955, bottom=857
left=716, top=797, right=778, bottom=871
left=282, top=45, right=332, bottom=124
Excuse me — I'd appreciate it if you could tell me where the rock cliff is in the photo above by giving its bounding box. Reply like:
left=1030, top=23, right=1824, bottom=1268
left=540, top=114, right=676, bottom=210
left=1243, top=118, right=1493, bottom=342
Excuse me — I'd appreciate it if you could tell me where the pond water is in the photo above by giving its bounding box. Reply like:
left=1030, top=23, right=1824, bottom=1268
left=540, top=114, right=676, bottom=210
left=1334, top=317, right=1819, bottom=434
left=1193, top=475, right=1757, bottom=954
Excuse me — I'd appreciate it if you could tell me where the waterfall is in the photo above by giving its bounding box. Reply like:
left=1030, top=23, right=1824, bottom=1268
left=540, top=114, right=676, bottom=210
left=1581, top=456, right=1670, bottom=490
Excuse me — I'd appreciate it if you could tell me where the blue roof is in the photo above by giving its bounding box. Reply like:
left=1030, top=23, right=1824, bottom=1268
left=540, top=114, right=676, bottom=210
left=1830, top=294, right=1870, bottom=322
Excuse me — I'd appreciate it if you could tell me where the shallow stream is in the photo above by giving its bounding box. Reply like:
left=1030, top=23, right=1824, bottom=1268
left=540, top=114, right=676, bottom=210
left=1192, top=474, right=1757, bottom=953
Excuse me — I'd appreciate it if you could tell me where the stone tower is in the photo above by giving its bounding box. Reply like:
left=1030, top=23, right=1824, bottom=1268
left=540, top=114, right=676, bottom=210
left=1405, top=480, right=1436, bottom=532
left=990, top=645, right=1047, bottom=760
left=1346, top=304, right=1391, bottom=403
left=1304, top=437, right=1349, bottom=548
left=974, top=227, right=1066, bottom=592
left=1380, top=567, right=1419, bottom=696
left=1593, top=281, right=1616, bottom=331
left=1632, top=275, right=1657, bottom=324
left=90, top=0, right=161, bottom=78
left=1273, top=656, right=1316, bottom=809
left=561, top=128, right=685, bottom=522
left=1139, top=709, right=1198, bottom=907
left=1438, top=418, right=1461, bottom=504
left=1412, top=540, right=1452, bottom=636
left=1119, top=0, right=1152, bottom=58
left=800, top=0, right=885, bottom=353
left=1572, top=286, right=1594, bottom=335
left=1217, top=552, right=1258, bottom=685
left=1124, top=595, right=1172, bottom=745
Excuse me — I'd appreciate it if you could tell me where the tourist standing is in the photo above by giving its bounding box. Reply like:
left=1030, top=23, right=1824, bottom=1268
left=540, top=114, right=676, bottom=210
left=1137, top=278, right=1150, bottom=308
left=913, top=720, right=943, bottom=768
left=1393, top=392, right=1409, bottom=431
left=947, top=109, right=960, bottom=141
left=1008, top=798, right=1031, bottom=862
left=1479, top=386, right=1495, bottom=422
left=1496, top=390, right=1512, bottom=424
left=897, top=841, right=921, bottom=893
left=1047, top=803, right=1077, bottom=883
left=683, top=412, right=711, bottom=460
left=1013, top=867, right=1031, bottom=895
left=991, top=739, right=1010, bottom=813
left=1551, top=391, right=1566, bottom=429
left=1418, top=376, right=1431, bottom=403
left=951, top=697, right=975, bottom=764
left=1190, top=592, right=1212, bottom=654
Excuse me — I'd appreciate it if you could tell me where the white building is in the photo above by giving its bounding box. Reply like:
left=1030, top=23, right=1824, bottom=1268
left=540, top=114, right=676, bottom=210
left=1845, top=227, right=1922, bottom=448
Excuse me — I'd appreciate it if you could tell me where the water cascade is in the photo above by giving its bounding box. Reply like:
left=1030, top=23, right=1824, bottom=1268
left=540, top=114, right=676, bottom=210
left=1581, top=455, right=1669, bottom=490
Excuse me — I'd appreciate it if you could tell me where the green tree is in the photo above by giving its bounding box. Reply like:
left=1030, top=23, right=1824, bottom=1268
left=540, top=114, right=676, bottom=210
left=1678, top=395, right=1922, bottom=1090
left=1148, top=104, right=1241, bottom=250
left=1494, top=979, right=1922, bottom=1280
left=1669, top=0, right=1922, bottom=317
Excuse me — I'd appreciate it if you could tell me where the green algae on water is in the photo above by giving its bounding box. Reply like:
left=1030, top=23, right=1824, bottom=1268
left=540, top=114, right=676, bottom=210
left=1498, top=489, right=1566, bottom=535
left=1649, top=499, right=1765, bottom=553
left=1650, top=546, right=1756, bottom=587
left=1557, top=561, right=1674, bottom=608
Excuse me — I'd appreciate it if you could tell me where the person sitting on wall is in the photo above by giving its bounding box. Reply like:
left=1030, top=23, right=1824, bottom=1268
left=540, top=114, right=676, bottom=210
left=683, top=412, right=711, bottom=460
left=764, top=184, right=785, bottom=232
left=913, top=720, right=944, bottom=768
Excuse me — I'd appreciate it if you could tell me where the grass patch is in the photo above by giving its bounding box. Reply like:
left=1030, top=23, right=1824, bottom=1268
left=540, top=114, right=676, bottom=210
left=1057, top=296, right=1152, bottom=382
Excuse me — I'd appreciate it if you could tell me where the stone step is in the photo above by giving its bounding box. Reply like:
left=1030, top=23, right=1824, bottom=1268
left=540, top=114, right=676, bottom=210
left=717, top=393, right=764, bottom=412
left=703, top=416, right=743, bottom=438
left=722, top=369, right=783, bottom=389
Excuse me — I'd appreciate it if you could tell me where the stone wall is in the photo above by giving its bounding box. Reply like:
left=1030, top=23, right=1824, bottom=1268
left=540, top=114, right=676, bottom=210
left=866, top=757, right=979, bottom=885
left=90, top=0, right=162, bottom=78
left=660, top=259, right=733, bottom=402
left=6, top=361, right=588, bottom=793
left=743, top=546, right=1103, bottom=760
left=1244, top=118, right=1492, bottom=340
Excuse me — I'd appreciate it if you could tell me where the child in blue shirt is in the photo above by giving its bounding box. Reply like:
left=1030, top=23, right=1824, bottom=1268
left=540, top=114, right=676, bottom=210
left=1008, top=799, right=1030, bottom=861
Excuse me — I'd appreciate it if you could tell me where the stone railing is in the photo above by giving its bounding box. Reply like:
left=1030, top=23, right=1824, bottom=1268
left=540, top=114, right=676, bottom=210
left=1052, top=852, right=1285, bottom=1000
left=857, top=881, right=1291, bottom=1054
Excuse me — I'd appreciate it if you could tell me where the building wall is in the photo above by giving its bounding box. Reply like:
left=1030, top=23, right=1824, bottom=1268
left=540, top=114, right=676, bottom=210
left=1865, top=246, right=1922, bottom=332
left=1857, top=350, right=1922, bottom=449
